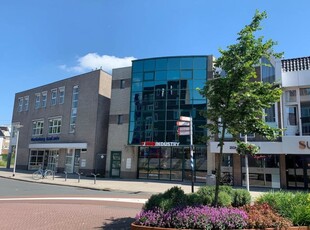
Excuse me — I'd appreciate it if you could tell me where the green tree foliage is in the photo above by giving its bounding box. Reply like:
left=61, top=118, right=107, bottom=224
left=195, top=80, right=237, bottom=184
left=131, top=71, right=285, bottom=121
left=199, top=10, right=283, bottom=206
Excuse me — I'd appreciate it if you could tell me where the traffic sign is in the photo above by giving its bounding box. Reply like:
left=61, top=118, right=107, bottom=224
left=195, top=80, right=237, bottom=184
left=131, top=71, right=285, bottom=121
left=176, top=121, right=190, bottom=126
left=179, top=116, right=192, bottom=122
left=177, top=127, right=191, bottom=136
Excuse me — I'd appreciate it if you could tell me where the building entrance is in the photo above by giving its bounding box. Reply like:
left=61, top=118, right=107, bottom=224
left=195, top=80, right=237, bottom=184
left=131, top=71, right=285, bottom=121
left=286, top=155, right=310, bottom=189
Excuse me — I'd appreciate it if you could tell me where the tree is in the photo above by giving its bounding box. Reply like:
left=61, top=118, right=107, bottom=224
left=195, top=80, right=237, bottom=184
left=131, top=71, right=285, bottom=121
left=199, top=10, right=283, bottom=206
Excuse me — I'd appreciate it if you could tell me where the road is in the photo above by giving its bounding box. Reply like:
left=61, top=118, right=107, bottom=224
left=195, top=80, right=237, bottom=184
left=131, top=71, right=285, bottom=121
left=0, top=178, right=148, bottom=230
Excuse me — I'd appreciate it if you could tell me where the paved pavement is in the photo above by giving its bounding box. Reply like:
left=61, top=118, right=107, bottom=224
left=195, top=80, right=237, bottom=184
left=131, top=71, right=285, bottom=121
left=0, top=167, right=269, bottom=200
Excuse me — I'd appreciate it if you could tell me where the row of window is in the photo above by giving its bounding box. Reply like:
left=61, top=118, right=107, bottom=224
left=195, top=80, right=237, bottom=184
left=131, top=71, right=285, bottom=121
left=32, top=117, right=62, bottom=136
left=18, top=87, right=65, bottom=112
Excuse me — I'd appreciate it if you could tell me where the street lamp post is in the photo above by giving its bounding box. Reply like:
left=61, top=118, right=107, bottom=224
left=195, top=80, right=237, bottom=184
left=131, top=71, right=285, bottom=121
left=12, top=124, right=23, bottom=177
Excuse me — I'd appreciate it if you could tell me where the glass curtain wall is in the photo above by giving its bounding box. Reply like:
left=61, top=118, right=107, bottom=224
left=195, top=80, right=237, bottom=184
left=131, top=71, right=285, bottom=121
left=129, top=56, right=207, bottom=145
left=131, top=56, right=208, bottom=181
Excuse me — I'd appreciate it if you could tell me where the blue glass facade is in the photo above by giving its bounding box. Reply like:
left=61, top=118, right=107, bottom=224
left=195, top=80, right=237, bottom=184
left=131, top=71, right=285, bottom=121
left=129, top=56, right=208, bottom=146
left=128, top=56, right=210, bottom=181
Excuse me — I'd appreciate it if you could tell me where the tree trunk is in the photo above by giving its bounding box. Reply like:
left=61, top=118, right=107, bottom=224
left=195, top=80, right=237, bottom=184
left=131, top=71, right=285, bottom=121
left=214, top=122, right=227, bottom=206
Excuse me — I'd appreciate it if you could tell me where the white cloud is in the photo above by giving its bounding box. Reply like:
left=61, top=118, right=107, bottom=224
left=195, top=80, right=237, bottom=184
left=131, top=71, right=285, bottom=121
left=60, top=53, right=136, bottom=74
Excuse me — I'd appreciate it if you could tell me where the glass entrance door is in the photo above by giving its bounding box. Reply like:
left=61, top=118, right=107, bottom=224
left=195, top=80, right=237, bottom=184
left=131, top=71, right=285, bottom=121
left=46, top=150, right=58, bottom=172
left=65, top=149, right=74, bottom=173
left=110, top=151, right=121, bottom=178
left=286, top=155, right=310, bottom=189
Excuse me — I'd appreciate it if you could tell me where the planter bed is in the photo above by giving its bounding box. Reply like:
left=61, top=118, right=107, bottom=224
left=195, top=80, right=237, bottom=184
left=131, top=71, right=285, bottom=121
left=131, top=223, right=309, bottom=230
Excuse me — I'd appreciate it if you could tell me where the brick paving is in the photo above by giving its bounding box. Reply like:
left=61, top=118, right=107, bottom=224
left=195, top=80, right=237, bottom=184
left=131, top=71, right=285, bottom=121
left=0, top=200, right=142, bottom=230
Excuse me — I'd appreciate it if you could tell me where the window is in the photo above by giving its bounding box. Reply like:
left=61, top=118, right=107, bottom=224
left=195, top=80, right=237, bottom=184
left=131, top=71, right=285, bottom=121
left=265, top=104, right=276, bottom=122
left=51, top=89, right=57, bottom=106
left=48, top=117, right=62, bottom=134
left=41, top=91, right=47, bottom=108
left=118, top=115, right=124, bottom=124
left=32, top=120, right=44, bottom=136
left=18, top=98, right=23, bottom=112
left=285, top=90, right=297, bottom=103
left=24, top=96, right=29, bottom=111
left=120, top=80, right=125, bottom=89
left=59, top=87, right=65, bottom=104
left=35, top=93, right=41, bottom=109
left=69, top=86, right=79, bottom=133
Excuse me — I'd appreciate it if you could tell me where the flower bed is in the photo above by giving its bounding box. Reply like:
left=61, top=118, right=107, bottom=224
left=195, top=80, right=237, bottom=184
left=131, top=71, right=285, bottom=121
left=133, top=186, right=310, bottom=230
left=134, top=206, right=248, bottom=229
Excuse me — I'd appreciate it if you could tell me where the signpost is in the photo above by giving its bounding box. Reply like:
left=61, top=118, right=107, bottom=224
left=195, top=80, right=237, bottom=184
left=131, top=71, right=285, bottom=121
left=177, top=116, right=194, bottom=193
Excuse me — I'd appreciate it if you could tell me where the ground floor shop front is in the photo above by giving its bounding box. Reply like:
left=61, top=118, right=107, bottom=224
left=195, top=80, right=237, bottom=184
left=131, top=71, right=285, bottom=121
left=23, top=143, right=106, bottom=175
left=108, top=140, right=310, bottom=190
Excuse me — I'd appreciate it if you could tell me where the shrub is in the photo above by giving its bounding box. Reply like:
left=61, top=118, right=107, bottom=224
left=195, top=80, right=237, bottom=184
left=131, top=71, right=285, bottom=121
left=186, top=192, right=204, bottom=206
left=197, top=185, right=236, bottom=207
left=143, top=186, right=188, bottom=211
left=231, top=189, right=251, bottom=207
left=217, top=191, right=232, bottom=207
left=196, top=186, right=214, bottom=205
left=257, top=191, right=310, bottom=226
left=135, top=206, right=248, bottom=229
left=242, top=203, right=292, bottom=229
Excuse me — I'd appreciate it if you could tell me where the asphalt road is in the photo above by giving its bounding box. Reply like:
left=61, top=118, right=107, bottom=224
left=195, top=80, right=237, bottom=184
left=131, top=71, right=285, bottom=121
left=0, top=178, right=147, bottom=230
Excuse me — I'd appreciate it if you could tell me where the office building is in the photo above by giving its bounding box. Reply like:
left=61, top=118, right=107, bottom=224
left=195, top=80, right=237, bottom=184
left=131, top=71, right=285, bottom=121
left=10, top=70, right=111, bottom=175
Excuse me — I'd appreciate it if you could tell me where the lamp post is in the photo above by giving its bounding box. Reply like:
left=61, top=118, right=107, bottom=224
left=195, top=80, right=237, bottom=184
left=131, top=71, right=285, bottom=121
left=12, top=124, right=23, bottom=177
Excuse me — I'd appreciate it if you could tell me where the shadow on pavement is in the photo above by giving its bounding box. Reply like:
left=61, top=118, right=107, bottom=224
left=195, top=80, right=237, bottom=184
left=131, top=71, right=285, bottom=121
left=100, top=217, right=135, bottom=230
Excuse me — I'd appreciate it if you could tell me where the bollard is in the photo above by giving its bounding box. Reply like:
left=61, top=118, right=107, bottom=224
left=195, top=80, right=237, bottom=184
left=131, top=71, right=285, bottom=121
left=52, top=171, right=55, bottom=180
left=91, top=173, right=100, bottom=184
left=76, top=172, right=81, bottom=183
left=64, top=171, right=67, bottom=181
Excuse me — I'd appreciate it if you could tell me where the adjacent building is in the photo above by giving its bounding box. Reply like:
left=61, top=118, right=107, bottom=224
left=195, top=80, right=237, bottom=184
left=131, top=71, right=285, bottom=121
left=210, top=56, right=310, bottom=190
left=10, top=70, right=112, bottom=175
left=0, top=126, right=10, bottom=156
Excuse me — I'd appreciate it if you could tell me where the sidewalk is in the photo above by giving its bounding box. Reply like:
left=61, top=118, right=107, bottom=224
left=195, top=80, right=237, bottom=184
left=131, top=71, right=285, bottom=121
left=0, top=168, right=268, bottom=200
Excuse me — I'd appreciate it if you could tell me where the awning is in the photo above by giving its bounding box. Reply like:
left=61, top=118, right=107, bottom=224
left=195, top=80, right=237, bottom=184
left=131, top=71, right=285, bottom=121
left=29, top=143, right=87, bottom=149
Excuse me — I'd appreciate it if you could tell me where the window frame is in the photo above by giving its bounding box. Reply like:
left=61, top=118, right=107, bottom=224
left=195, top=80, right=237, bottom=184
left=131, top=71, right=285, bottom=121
left=32, top=119, right=44, bottom=136
left=51, top=89, right=57, bottom=106
left=117, top=115, right=124, bottom=125
left=48, top=117, right=62, bottom=134
left=18, top=97, right=23, bottom=112
left=58, top=87, right=65, bottom=104
left=35, top=93, right=41, bottom=109
left=41, top=91, right=47, bottom=108
left=24, top=96, right=29, bottom=111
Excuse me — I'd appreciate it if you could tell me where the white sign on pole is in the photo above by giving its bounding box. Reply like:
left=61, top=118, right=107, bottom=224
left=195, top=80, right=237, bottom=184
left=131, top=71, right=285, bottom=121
left=176, top=121, right=190, bottom=126
left=180, top=116, right=192, bottom=122
left=178, top=127, right=190, bottom=136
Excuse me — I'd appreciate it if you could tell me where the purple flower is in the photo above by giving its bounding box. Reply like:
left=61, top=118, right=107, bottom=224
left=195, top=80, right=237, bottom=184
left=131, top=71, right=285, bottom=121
left=135, top=206, right=248, bottom=229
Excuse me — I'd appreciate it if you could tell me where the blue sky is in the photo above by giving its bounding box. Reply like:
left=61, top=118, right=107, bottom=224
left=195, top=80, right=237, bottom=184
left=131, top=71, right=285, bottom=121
left=1, top=0, right=310, bottom=125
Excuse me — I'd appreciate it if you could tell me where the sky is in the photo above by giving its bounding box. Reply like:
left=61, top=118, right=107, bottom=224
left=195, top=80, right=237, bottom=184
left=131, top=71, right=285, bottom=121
left=1, top=0, right=310, bottom=125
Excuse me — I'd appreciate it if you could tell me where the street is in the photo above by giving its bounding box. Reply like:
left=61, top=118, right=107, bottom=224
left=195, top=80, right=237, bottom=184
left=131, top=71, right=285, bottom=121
left=0, top=178, right=147, bottom=230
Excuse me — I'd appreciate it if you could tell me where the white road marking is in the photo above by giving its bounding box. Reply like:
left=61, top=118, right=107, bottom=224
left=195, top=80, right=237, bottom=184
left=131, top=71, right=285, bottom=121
left=0, top=197, right=147, bottom=203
